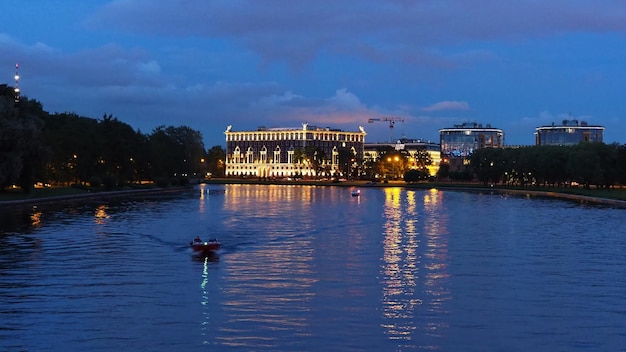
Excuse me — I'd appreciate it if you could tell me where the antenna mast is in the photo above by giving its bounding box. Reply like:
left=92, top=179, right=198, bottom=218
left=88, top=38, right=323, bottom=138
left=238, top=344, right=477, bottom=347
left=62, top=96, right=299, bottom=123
left=14, top=63, right=20, bottom=106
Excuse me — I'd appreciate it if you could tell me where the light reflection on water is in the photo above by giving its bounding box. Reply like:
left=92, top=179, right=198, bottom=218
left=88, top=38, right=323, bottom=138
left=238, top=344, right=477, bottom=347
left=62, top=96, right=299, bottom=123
left=380, top=188, right=452, bottom=350
left=1, top=185, right=626, bottom=351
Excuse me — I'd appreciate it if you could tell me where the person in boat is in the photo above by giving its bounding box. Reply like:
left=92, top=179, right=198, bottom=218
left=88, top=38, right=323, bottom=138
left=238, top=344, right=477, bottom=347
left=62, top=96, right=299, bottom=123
left=192, top=236, right=202, bottom=245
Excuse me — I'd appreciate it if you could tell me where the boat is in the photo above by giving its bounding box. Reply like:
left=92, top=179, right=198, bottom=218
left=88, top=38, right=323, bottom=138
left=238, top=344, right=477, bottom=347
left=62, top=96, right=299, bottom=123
left=190, top=237, right=221, bottom=255
left=351, top=189, right=361, bottom=197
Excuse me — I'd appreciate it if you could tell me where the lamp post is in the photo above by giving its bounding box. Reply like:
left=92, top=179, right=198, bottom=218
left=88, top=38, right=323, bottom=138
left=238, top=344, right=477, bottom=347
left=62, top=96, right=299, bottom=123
left=386, top=155, right=401, bottom=180
left=394, top=155, right=400, bottom=179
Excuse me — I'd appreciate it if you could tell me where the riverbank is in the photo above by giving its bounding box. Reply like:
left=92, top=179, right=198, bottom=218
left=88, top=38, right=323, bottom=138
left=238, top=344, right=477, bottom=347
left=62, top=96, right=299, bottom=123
left=0, top=186, right=194, bottom=210
left=2, top=179, right=626, bottom=209
left=203, top=178, right=626, bottom=207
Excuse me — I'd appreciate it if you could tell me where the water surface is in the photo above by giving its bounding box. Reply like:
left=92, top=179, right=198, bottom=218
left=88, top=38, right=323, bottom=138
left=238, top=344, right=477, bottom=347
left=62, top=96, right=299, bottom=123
left=1, top=185, right=625, bottom=351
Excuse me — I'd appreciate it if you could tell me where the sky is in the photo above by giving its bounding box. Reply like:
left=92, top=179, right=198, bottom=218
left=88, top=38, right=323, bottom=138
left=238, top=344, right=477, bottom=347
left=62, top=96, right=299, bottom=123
left=2, top=0, right=626, bottom=147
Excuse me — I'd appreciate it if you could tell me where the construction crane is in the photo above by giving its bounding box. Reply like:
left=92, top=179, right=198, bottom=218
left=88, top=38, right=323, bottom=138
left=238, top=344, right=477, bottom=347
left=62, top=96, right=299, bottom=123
left=368, top=117, right=405, bottom=143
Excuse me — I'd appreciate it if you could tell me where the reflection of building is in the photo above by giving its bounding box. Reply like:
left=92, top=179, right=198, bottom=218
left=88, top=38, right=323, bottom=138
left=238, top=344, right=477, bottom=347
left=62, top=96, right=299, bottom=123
left=364, top=138, right=441, bottom=176
left=439, top=122, right=504, bottom=172
left=224, top=123, right=366, bottom=178
left=535, top=119, right=604, bottom=146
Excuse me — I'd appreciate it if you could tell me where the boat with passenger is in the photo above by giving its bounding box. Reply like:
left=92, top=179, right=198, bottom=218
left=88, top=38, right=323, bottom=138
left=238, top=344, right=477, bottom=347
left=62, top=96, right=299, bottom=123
left=190, top=236, right=221, bottom=255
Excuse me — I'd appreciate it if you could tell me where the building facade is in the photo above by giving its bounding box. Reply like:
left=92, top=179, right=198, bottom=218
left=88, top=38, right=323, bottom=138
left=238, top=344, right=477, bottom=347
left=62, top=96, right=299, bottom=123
left=439, top=122, right=504, bottom=157
left=439, top=122, right=504, bottom=172
left=224, top=123, right=366, bottom=178
left=535, top=119, right=604, bottom=146
left=364, top=138, right=441, bottom=177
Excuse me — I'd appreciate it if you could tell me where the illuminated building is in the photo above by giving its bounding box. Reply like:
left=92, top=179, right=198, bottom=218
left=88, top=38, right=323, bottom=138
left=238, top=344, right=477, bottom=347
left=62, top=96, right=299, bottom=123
left=535, top=119, right=604, bottom=146
left=439, top=122, right=504, bottom=157
left=439, top=122, right=504, bottom=172
left=224, top=123, right=366, bottom=178
left=364, top=138, right=441, bottom=176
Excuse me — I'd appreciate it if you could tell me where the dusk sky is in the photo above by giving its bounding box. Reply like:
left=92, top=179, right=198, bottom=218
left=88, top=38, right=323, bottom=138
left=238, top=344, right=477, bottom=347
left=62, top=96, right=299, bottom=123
left=2, top=1, right=626, bottom=147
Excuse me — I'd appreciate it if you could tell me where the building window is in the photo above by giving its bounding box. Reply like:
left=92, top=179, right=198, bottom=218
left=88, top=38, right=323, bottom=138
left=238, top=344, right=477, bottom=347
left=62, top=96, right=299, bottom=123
left=233, top=146, right=241, bottom=163
left=288, top=150, right=294, bottom=164
left=274, top=146, right=281, bottom=163
left=246, top=147, right=253, bottom=164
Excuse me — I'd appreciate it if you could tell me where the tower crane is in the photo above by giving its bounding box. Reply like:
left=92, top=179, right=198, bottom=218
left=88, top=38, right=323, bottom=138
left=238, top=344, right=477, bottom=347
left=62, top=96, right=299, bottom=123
left=367, top=117, right=405, bottom=143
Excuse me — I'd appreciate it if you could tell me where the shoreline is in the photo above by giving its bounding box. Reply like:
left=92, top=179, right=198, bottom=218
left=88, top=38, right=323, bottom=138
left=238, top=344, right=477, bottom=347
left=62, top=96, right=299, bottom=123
left=202, top=179, right=626, bottom=208
left=429, top=186, right=626, bottom=208
left=0, top=186, right=194, bottom=210
left=2, top=180, right=626, bottom=210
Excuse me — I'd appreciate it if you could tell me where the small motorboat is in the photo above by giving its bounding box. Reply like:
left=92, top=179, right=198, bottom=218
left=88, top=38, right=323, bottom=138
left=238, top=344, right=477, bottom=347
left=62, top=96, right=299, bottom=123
left=190, top=237, right=221, bottom=255
left=351, top=189, right=361, bottom=197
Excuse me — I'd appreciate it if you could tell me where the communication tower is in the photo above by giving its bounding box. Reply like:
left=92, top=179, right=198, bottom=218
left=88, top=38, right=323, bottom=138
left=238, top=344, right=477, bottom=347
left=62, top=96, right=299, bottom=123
left=14, top=63, right=20, bottom=106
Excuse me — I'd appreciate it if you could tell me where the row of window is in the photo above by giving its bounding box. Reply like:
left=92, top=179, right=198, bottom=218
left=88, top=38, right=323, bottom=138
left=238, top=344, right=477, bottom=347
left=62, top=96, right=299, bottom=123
left=536, top=130, right=603, bottom=145
left=226, top=132, right=364, bottom=143
left=228, top=154, right=341, bottom=165
left=226, top=165, right=314, bottom=170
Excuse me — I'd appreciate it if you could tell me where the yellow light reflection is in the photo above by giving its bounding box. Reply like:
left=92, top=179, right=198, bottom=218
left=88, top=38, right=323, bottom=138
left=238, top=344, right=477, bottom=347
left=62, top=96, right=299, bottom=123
left=200, top=185, right=318, bottom=347
left=380, top=187, right=451, bottom=347
left=94, top=205, right=110, bottom=225
left=198, top=184, right=206, bottom=213
left=30, top=209, right=43, bottom=227
left=222, top=184, right=313, bottom=217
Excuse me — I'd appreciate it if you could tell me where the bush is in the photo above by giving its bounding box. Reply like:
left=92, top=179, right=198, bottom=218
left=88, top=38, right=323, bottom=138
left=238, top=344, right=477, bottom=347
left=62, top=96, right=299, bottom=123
left=404, top=169, right=430, bottom=183
left=102, top=174, right=117, bottom=191
left=178, top=176, right=189, bottom=186
left=88, top=176, right=102, bottom=188
left=155, top=177, right=170, bottom=187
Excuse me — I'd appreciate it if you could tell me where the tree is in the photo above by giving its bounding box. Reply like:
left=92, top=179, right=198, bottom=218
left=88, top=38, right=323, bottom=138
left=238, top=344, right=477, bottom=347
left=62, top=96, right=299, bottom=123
left=616, top=144, right=626, bottom=186
left=413, top=148, right=432, bottom=170
left=336, top=147, right=354, bottom=179
left=0, top=85, right=49, bottom=192
left=206, top=145, right=226, bottom=177
left=537, top=146, right=568, bottom=187
left=382, top=151, right=408, bottom=180
left=148, top=125, right=206, bottom=182
left=42, top=112, right=101, bottom=185
left=298, top=146, right=325, bottom=178
left=567, top=143, right=602, bottom=189
left=98, top=114, right=146, bottom=185
left=404, top=169, right=429, bottom=183
left=436, top=162, right=450, bottom=179
left=470, top=147, right=506, bottom=185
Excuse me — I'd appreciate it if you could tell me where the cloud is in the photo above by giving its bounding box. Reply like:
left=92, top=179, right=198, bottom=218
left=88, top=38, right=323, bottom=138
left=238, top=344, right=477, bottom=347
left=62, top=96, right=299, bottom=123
left=86, top=0, right=626, bottom=69
left=422, top=101, right=471, bottom=112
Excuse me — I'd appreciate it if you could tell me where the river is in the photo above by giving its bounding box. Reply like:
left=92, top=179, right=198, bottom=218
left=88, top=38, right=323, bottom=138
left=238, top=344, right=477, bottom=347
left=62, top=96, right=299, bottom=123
left=1, top=184, right=625, bottom=351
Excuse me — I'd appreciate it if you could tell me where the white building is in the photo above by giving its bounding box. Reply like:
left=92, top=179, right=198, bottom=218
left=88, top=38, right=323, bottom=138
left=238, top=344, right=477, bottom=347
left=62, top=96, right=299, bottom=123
left=224, top=123, right=366, bottom=178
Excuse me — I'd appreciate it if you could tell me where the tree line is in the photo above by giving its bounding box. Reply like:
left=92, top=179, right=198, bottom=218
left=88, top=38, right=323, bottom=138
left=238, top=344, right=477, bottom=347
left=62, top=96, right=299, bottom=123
left=6, top=84, right=624, bottom=191
left=0, top=84, right=225, bottom=193
left=459, top=143, right=626, bottom=189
